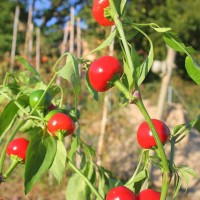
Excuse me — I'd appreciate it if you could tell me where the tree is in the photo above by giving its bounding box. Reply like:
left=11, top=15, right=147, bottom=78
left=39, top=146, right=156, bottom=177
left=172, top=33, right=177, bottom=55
left=80, top=0, right=200, bottom=79
left=0, top=0, right=28, bottom=59
left=0, top=1, right=17, bottom=57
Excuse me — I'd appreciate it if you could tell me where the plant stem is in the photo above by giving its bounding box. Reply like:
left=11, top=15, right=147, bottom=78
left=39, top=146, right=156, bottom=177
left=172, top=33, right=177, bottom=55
left=0, top=118, right=24, bottom=173
left=56, top=131, right=64, bottom=142
left=125, top=150, right=148, bottom=188
left=109, top=1, right=171, bottom=198
left=0, top=91, right=29, bottom=116
left=109, top=0, right=137, bottom=89
left=114, top=79, right=131, bottom=99
left=169, top=139, right=175, bottom=168
left=66, top=158, right=104, bottom=200
left=135, top=99, right=171, bottom=199
left=3, top=158, right=19, bottom=179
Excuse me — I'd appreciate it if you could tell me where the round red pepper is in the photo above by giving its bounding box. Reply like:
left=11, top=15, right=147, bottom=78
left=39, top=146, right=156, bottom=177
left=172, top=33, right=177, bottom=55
left=47, top=112, right=75, bottom=137
left=88, top=56, right=123, bottom=92
left=6, top=138, right=29, bottom=162
left=137, top=119, right=170, bottom=149
left=92, top=0, right=114, bottom=26
left=137, top=189, right=161, bottom=200
left=106, top=186, right=137, bottom=200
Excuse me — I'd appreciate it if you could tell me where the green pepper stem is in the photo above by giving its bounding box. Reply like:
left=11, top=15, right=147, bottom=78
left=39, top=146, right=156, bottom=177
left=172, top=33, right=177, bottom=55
left=125, top=150, right=148, bottom=188
left=66, top=158, right=104, bottom=200
left=109, top=0, right=138, bottom=90
left=56, top=131, right=64, bottom=142
left=114, top=79, right=130, bottom=99
left=135, top=99, right=171, bottom=199
left=109, top=1, right=171, bottom=198
left=3, top=158, right=19, bottom=179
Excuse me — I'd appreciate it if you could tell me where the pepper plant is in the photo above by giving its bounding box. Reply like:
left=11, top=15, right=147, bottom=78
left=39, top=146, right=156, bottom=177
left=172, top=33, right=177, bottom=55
left=0, top=0, right=200, bottom=199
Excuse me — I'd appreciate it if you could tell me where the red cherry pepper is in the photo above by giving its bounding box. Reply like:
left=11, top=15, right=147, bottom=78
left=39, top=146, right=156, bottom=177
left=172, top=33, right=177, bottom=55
left=106, top=186, right=138, bottom=200
left=92, top=0, right=114, bottom=26
left=137, top=119, right=170, bottom=149
left=6, top=138, right=29, bottom=162
left=88, top=56, right=123, bottom=92
left=137, top=189, right=161, bottom=200
left=47, top=112, right=75, bottom=137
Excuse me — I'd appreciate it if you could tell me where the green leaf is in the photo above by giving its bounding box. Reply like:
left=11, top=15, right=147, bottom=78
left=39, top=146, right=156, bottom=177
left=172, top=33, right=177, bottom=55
left=66, top=173, right=91, bottom=200
left=122, top=46, right=141, bottom=90
left=123, top=60, right=134, bottom=90
left=163, top=32, right=186, bottom=53
left=173, top=165, right=196, bottom=197
left=150, top=24, right=171, bottom=33
left=163, top=32, right=195, bottom=54
left=132, top=170, right=147, bottom=183
left=98, top=169, right=106, bottom=197
left=171, top=124, right=185, bottom=137
left=86, top=71, right=98, bottom=101
left=185, top=56, right=200, bottom=85
left=0, top=101, right=19, bottom=138
left=187, top=115, right=200, bottom=132
left=84, top=30, right=116, bottom=57
left=66, top=161, right=96, bottom=200
left=25, top=134, right=57, bottom=194
left=5, top=73, right=20, bottom=95
left=120, top=0, right=127, bottom=15
left=18, top=71, right=40, bottom=85
left=194, top=116, right=200, bottom=132
left=82, top=142, right=96, bottom=159
left=50, top=140, right=67, bottom=184
left=179, top=169, right=190, bottom=189
left=125, top=169, right=148, bottom=194
left=163, top=33, right=198, bottom=86
left=16, top=56, right=41, bottom=79
left=173, top=174, right=182, bottom=198
left=68, top=136, right=79, bottom=161
left=137, top=39, right=154, bottom=86
left=83, top=162, right=95, bottom=182
left=178, top=165, right=197, bottom=177
left=19, top=119, right=34, bottom=133
left=134, top=170, right=149, bottom=194
left=58, top=54, right=81, bottom=107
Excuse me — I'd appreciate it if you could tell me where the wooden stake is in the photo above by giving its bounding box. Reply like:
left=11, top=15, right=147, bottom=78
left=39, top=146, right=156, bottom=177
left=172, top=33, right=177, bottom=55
left=157, top=47, right=176, bottom=120
left=61, top=21, right=70, bottom=55
left=10, top=5, right=20, bottom=72
left=76, top=17, right=81, bottom=58
left=36, top=27, right=40, bottom=71
left=69, top=6, right=75, bottom=54
left=24, top=5, right=33, bottom=61
left=76, top=17, right=82, bottom=75
left=56, top=21, right=70, bottom=85
left=28, top=23, right=34, bottom=62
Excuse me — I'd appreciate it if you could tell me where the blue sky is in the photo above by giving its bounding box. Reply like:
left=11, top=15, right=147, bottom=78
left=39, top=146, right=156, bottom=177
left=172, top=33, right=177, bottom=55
left=26, top=0, right=84, bottom=27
